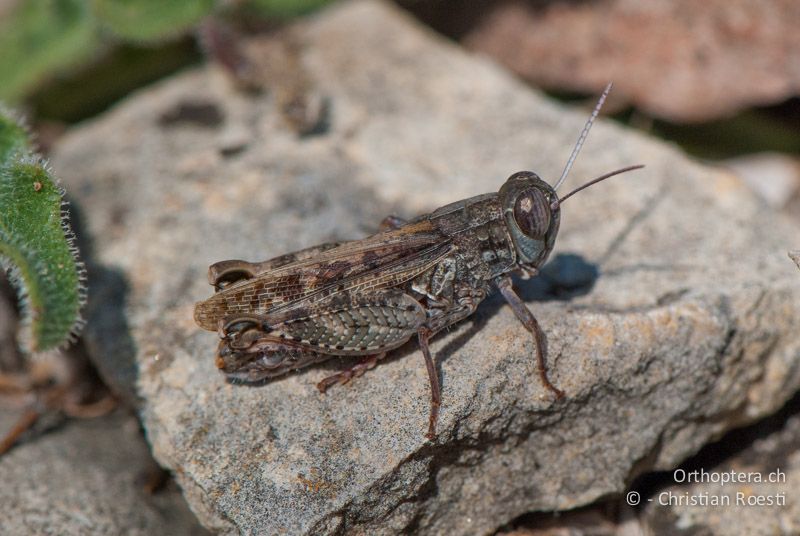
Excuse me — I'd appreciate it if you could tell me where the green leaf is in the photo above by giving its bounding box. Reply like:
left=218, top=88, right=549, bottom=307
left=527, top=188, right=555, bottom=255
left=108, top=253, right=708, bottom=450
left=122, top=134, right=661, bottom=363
left=0, top=108, right=30, bottom=162
left=0, top=0, right=98, bottom=102
left=92, top=0, right=215, bottom=42
left=249, top=0, right=333, bottom=18
left=0, top=111, right=85, bottom=352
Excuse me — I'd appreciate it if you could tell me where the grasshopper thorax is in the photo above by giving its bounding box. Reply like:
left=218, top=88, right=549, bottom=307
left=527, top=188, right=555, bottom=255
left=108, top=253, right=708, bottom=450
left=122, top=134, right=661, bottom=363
left=499, top=171, right=561, bottom=271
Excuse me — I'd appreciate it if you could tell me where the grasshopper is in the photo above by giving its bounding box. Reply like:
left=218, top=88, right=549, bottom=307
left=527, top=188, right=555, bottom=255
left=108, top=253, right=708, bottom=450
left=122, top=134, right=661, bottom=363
left=194, top=84, right=643, bottom=439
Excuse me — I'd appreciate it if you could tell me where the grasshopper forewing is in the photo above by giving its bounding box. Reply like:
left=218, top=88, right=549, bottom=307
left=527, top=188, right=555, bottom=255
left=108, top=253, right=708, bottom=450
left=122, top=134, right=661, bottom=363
left=194, top=84, right=644, bottom=439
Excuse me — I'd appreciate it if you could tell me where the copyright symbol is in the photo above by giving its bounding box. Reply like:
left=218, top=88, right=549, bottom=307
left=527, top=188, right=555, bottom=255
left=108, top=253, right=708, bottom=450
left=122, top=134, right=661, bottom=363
left=626, top=491, right=640, bottom=506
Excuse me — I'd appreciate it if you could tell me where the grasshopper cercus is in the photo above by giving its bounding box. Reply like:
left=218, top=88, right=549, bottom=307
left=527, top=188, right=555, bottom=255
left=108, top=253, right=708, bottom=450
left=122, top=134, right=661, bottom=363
left=194, top=83, right=643, bottom=439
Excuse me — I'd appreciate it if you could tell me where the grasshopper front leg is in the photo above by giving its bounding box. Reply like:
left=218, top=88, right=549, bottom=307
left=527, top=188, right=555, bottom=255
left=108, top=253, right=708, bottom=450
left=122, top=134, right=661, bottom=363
left=495, top=275, right=565, bottom=399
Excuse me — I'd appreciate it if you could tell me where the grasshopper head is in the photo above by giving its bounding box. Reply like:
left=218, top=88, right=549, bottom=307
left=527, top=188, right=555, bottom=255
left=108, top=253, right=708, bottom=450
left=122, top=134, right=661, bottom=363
left=499, top=171, right=561, bottom=271
left=498, top=164, right=645, bottom=274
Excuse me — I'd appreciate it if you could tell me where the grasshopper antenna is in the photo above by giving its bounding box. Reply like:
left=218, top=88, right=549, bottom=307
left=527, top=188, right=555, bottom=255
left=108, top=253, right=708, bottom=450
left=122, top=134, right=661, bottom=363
left=553, top=82, right=613, bottom=192
left=553, top=164, right=644, bottom=211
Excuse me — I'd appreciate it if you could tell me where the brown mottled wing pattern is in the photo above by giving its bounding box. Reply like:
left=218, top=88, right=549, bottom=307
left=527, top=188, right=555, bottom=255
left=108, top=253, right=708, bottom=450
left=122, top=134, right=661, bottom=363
left=194, top=220, right=451, bottom=330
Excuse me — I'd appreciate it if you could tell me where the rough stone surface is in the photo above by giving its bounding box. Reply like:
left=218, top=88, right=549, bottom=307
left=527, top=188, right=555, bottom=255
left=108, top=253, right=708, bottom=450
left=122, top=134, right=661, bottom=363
left=464, top=0, right=800, bottom=122
left=499, top=397, right=800, bottom=534
left=639, top=401, right=800, bottom=535
left=50, top=0, right=800, bottom=534
left=0, top=409, right=208, bottom=535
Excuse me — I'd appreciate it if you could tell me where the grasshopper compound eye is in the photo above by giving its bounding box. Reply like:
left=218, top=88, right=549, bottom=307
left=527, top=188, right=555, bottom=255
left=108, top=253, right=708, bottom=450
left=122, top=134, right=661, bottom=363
left=513, top=188, right=551, bottom=240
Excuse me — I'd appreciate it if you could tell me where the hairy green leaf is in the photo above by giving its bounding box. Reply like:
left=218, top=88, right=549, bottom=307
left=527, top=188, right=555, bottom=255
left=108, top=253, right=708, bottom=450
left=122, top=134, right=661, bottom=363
left=0, top=112, right=85, bottom=352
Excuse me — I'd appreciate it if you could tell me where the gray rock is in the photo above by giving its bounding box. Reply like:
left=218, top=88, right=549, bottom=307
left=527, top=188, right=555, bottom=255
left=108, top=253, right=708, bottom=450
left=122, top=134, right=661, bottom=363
left=639, top=406, right=800, bottom=535
left=50, top=0, right=800, bottom=534
left=496, top=404, right=800, bottom=535
left=0, top=409, right=209, bottom=535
